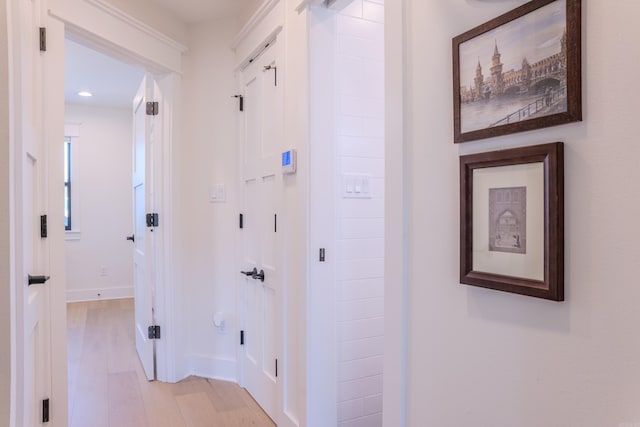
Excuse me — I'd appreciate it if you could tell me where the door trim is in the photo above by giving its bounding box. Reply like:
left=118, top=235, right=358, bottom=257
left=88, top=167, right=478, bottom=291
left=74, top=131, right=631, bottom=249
left=383, top=1, right=408, bottom=426
left=39, top=5, right=183, bottom=425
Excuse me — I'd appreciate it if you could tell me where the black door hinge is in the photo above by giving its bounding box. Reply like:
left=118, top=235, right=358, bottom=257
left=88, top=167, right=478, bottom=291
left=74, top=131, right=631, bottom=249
left=275, top=358, right=278, bottom=377
left=240, top=330, right=245, bottom=345
left=39, top=27, right=46, bottom=52
left=146, top=101, right=159, bottom=115
left=146, top=213, right=159, bottom=227
left=274, top=214, right=277, bottom=233
left=233, top=95, right=244, bottom=112
left=42, top=398, right=50, bottom=423
left=239, top=213, right=244, bottom=229
left=148, top=325, right=161, bottom=339
left=40, top=215, right=48, bottom=238
left=263, top=65, right=277, bottom=86
left=319, top=248, right=326, bottom=262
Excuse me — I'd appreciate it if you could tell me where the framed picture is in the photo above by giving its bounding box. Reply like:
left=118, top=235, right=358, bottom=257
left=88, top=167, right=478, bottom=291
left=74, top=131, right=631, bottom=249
left=459, top=142, right=564, bottom=301
left=453, top=0, right=581, bottom=143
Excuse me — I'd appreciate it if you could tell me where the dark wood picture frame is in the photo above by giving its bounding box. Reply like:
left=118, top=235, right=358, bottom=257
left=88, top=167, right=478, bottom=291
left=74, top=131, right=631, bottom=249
left=460, top=142, right=564, bottom=301
left=453, top=0, right=581, bottom=143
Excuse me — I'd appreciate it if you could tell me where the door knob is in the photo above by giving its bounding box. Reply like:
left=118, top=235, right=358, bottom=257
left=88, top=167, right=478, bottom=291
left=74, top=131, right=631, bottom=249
left=28, top=275, right=50, bottom=286
left=126, top=235, right=135, bottom=242
left=241, top=268, right=257, bottom=277
left=252, top=269, right=265, bottom=282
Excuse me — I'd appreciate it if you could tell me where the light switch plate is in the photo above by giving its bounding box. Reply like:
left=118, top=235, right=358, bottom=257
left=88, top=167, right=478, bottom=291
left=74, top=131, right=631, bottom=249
left=342, top=174, right=372, bottom=199
left=209, top=184, right=226, bottom=203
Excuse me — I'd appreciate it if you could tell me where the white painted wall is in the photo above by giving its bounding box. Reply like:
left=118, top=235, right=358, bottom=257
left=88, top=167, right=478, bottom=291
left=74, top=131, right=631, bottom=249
left=174, top=16, right=241, bottom=381
left=280, top=2, right=310, bottom=423
left=401, top=0, right=640, bottom=425
left=64, top=104, right=134, bottom=302
left=309, top=2, right=385, bottom=425
left=0, top=1, right=10, bottom=424
left=97, top=0, right=188, bottom=46
left=334, top=2, right=385, bottom=426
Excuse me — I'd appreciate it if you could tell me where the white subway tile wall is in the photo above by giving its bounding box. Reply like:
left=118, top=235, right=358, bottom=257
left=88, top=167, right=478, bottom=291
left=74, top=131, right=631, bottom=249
left=336, top=1, right=384, bottom=426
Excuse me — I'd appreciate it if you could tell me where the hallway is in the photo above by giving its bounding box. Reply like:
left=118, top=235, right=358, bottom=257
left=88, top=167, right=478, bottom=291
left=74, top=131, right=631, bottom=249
left=67, top=299, right=275, bottom=427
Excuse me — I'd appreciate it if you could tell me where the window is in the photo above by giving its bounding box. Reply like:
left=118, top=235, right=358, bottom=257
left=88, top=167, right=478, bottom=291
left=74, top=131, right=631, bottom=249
left=64, top=137, right=71, bottom=230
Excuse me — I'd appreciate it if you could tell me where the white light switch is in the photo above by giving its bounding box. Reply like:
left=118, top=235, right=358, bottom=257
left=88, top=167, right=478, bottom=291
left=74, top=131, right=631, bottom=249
left=342, top=174, right=372, bottom=199
left=209, top=184, right=226, bottom=203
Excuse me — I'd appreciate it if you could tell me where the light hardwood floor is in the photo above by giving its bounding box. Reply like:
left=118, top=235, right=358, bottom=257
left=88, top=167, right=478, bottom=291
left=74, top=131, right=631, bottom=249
left=67, top=299, right=276, bottom=427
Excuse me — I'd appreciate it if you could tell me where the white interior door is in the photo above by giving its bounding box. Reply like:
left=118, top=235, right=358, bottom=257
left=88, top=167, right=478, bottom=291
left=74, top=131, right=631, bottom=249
left=16, top=0, right=52, bottom=424
left=21, top=150, right=50, bottom=427
left=239, top=41, right=283, bottom=422
left=133, top=76, right=156, bottom=381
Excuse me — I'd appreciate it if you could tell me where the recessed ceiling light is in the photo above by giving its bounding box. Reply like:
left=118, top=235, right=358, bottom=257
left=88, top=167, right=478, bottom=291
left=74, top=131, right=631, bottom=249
left=78, top=91, right=93, bottom=97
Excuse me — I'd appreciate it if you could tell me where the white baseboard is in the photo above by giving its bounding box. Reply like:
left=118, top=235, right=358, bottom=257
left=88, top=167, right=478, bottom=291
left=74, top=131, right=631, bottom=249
left=187, top=354, right=237, bottom=382
left=66, top=286, right=134, bottom=303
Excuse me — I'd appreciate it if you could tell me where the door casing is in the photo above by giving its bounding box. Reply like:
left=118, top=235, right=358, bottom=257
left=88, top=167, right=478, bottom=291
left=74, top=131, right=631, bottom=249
left=7, top=1, right=186, bottom=424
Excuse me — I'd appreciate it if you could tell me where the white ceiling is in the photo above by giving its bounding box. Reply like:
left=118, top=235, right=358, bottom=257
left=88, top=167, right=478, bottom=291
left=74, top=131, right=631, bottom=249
left=149, top=0, right=249, bottom=24
left=64, top=38, right=145, bottom=109
left=64, top=1, right=260, bottom=108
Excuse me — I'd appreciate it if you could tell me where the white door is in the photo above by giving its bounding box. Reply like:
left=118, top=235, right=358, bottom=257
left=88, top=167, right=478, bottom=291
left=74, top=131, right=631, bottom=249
left=239, top=41, right=283, bottom=421
left=133, top=76, right=157, bottom=380
left=20, top=150, right=50, bottom=427
left=15, top=0, right=52, bottom=424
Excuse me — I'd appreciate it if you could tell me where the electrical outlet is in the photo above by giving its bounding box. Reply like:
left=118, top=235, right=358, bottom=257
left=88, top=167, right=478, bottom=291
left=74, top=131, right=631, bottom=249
left=100, top=266, right=107, bottom=276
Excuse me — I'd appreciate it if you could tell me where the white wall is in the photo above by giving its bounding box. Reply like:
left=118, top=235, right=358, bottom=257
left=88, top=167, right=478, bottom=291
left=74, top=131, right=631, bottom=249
left=98, top=0, right=188, bottom=46
left=333, top=2, right=385, bottom=426
left=281, top=1, right=310, bottom=423
left=309, top=2, right=385, bottom=425
left=402, top=0, right=640, bottom=425
left=174, top=16, right=241, bottom=381
left=0, top=0, right=10, bottom=423
left=64, top=104, right=134, bottom=302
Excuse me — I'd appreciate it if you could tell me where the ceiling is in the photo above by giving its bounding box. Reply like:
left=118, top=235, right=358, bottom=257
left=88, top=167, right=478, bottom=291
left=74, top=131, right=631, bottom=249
left=64, top=38, right=145, bottom=108
left=64, top=0, right=260, bottom=109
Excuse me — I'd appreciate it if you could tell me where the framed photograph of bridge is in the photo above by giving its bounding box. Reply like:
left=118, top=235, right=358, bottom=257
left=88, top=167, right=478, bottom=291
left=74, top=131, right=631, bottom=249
left=459, top=142, right=564, bottom=301
left=452, top=0, right=581, bottom=143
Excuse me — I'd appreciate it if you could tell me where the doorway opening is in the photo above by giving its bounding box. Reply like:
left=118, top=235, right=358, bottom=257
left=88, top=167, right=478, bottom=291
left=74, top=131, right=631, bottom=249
left=62, top=35, right=149, bottom=423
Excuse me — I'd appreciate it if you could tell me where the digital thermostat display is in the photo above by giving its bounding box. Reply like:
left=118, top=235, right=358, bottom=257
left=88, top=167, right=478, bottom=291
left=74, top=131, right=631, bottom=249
left=282, top=149, right=297, bottom=174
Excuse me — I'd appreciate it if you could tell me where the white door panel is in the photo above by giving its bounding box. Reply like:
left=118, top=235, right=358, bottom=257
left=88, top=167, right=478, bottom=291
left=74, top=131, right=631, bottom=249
left=240, top=40, right=283, bottom=422
left=133, top=77, right=156, bottom=381
left=16, top=0, right=52, bottom=423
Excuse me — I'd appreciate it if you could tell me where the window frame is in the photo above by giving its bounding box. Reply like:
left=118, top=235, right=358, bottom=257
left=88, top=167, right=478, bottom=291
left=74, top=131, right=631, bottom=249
left=64, top=137, right=72, bottom=231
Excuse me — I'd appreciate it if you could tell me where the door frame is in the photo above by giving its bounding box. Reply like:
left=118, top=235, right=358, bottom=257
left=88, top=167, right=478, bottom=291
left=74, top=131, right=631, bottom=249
left=8, top=0, right=186, bottom=423
left=234, top=3, right=294, bottom=426
left=47, top=0, right=186, bottom=382
left=7, top=0, right=56, bottom=424
left=236, top=33, right=284, bottom=423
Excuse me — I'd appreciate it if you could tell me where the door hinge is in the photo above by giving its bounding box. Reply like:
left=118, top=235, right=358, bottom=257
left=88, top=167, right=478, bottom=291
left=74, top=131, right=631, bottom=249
left=146, top=101, right=159, bottom=115
left=146, top=213, right=159, bottom=227
left=275, top=358, right=278, bottom=378
left=263, top=65, right=277, bottom=86
left=148, top=325, right=161, bottom=339
left=40, top=215, right=48, bottom=238
left=39, top=27, right=46, bottom=52
left=233, top=95, right=244, bottom=112
left=239, top=213, right=244, bottom=229
left=42, top=398, right=50, bottom=423
left=319, top=248, right=326, bottom=262
left=274, top=214, right=277, bottom=233
left=240, top=330, right=245, bottom=345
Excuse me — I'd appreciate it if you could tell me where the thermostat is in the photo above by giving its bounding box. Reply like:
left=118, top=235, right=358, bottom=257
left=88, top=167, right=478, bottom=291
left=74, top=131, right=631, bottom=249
left=282, top=149, right=297, bottom=174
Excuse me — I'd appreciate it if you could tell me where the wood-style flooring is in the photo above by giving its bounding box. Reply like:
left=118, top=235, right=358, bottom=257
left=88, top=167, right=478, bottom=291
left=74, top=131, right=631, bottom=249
left=67, top=299, right=276, bottom=427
